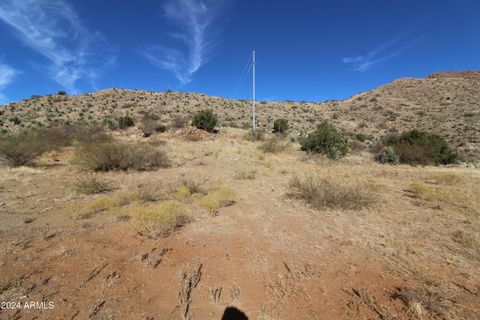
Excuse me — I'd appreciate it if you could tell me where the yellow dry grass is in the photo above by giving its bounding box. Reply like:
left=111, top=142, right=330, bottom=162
left=68, top=190, right=141, bottom=219
left=430, top=172, right=461, bottom=185
left=289, top=175, right=375, bottom=210
left=234, top=168, right=256, bottom=180
left=200, top=186, right=236, bottom=215
left=129, top=201, right=190, bottom=237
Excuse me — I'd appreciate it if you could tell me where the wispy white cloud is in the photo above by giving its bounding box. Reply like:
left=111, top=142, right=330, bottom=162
left=343, top=36, right=423, bottom=72
left=0, top=62, right=18, bottom=104
left=141, top=0, right=227, bottom=85
left=0, top=0, right=116, bottom=93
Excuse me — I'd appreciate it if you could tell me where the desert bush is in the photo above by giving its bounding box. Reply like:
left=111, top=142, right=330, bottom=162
left=9, top=116, right=21, bottom=125
left=0, top=125, right=110, bottom=167
left=73, top=176, right=111, bottom=194
left=300, top=121, right=349, bottom=159
left=385, top=130, right=457, bottom=165
left=0, top=134, right=48, bottom=166
left=117, top=115, right=135, bottom=129
left=74, top=141, right=169, bottom=171
left=142, top=112, right=160, bottom=121
left=171, top=116, right=189, bottom=129
left=273, top=118, right=289, bottom=133
left=349, top=140, right=365, bottom=154
left=375, top=146, right=400, bottom=164
left=141, top=114, right=166, bottom=136
left=192, top=109, right=218, bottom=133
left=35, top=125, right=110, bottom=148
left=243, top=128, right=265, bottom=141
left=132, top=201, right=190, bottom=237
left=289, top=176, right=373, bottom=210
left=141, top=119, right=158, bottom=137
left=258, top=137, right=288, bottom=154
left=155, top=123, right=167, bottom=133
left=104, top=118, right=118, bottom=130
left=354, top=133, right=368, bottom=142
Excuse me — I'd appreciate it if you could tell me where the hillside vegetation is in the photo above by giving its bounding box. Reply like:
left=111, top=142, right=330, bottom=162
left=1, top=71, right=479, bottom=160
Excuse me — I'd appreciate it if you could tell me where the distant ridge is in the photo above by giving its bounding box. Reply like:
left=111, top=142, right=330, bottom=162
left=428, top=70, right=480, bottom=80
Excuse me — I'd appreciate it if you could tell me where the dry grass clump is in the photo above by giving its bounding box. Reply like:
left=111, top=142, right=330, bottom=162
left=451, top=230, right=479, bottom=249
left=201, top=187, right=236, bottom=215
left=73, top=190, right=141, bottom=218
left=288, top=175, right=374, bottom=210
left=243, top=128, right=265, bottom=142
left=430, top=172, right=461, bottom=185
left=392, top=287, right=453, bottom=319
left=234, top=168, right=256, bottom=180
left=131, top=201, right=190, bottom=237
left=258, top=137, right=289, bottom=154
left=174, top=179, right=207, bottom=201
left=409, top=182, right=437, bottom=201
left=409, top=182, right=452, bottom=202
left=74, top=141, right=169, bottom=171
left=90, top=191, right=139, bottom=212
left=73, top=176, right=111, bottom=194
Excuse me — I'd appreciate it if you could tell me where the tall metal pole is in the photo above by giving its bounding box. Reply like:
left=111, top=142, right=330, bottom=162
left=252, top=50, right=256, bottom=131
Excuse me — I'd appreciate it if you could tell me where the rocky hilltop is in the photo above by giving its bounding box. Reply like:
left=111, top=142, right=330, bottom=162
left=428, top=70, right=480, bottom=80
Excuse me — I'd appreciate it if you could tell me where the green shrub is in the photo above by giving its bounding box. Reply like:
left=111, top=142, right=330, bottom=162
left=155, top=124, right=167, bottom=133
left=192, top=109, right=218, bottom=133
left=354, top=133, right=368, bottom=142
left=9, top=116, right=21, bottom=125
left=375, top=146, right=400, bottom=164
left=57, top=90, right=67, bottom=96
left=300, top=121, right=349, bottom=159
left=104, top=118, right=118, bottom=130
left=117, top=115, right=135, bottom=129
left=386, top=130, right=457, bottom=165
left=273, top=118, right=289, bottom=133
left=74, top=141, right=169, bottom=171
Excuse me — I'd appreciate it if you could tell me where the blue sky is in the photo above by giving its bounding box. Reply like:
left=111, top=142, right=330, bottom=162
left=0, top=0, right=479, bottom=104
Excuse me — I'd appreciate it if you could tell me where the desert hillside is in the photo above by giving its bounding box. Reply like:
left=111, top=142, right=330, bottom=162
left=1, top=71, right=479, bottom=159
left=0, top=72, right=479, bottom=319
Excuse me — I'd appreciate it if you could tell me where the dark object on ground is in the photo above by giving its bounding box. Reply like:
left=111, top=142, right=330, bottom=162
left=221, top=307, right=248, bottom=320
